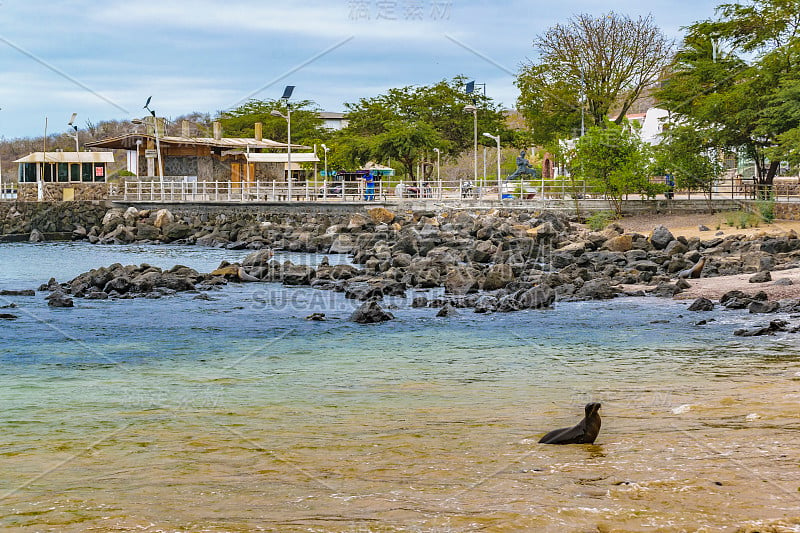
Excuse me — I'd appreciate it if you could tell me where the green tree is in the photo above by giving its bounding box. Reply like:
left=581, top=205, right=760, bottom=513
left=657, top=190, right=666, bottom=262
left=517, top=12, right=673, bottom=144
left=653, top=123, right=722, bottom=202
left=657, top=0, right=800, bottom=193
left=573, top=122, right=655, bottom=216
left=516, top=64, right=583, bottom=145
left=762, top=74, right=800, bottom=166
left=217, top=99, right=325, bottom=145
left=344, top=77, right=509, bottom=157
left=319, top=132, right=374, bottom=173
left=372, top=122, right=444, bottom=180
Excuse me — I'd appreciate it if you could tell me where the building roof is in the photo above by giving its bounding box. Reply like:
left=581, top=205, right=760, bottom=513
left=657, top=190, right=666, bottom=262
left=363, top=161, right=394, bottom=171
left=85, top=133, right=307, bottom=151
left=244, top=152, right=320, bottom=163
left=318, top=112, right=347, bottom=120
left=14, top=151, right=116, bottom=164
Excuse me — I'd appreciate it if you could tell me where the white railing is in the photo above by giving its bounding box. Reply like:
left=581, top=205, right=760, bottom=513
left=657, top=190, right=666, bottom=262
left=0, top=182, right=18, bottom=200
left=13, top=174, right=797, bottom=204
left=112, top=177, right=598, bottom=203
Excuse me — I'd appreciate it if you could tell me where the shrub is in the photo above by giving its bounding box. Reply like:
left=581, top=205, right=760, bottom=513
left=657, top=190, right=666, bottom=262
left=755, top=200, right=775, bottom=224
left=724, top=211, right=737, bottom=227
left=734, top=211, right=761, bottom=228
left=586, top=210, right=615, bottom=231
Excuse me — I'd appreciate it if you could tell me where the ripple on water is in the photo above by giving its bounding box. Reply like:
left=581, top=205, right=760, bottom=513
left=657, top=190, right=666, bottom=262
left=2, top=243, right=800, bottom=530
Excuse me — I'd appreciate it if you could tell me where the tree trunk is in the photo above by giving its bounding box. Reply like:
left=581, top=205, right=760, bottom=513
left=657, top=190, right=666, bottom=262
left=756, top=160, right=780, bottom=199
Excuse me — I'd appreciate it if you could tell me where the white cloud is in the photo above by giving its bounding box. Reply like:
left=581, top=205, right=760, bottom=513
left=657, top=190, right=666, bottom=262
left=88, top=0, right=456, bottom=42
left=0, top=0, right=726, bottom=137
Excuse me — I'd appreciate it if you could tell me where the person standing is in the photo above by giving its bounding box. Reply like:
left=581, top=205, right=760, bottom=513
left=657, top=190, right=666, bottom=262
left=364, top=171, right=375, bottom=201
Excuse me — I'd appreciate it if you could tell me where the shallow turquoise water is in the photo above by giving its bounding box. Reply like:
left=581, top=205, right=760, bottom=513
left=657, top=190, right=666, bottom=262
left=1, top=243, right=799, bottom=531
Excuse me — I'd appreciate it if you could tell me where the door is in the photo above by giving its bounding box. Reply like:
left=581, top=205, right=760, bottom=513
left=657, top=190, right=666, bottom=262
left=231, top=163, right=241, bottom=190
left=246, top=163, right=255, bottom=186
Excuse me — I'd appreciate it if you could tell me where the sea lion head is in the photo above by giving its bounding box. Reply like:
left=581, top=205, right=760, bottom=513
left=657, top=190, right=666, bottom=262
left=585, top=402, right=601, bottom=417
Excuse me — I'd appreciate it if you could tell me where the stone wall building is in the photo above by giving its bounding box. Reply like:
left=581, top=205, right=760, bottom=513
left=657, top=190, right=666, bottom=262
left=85, top=121, right=319, bottom=187
left=14, top=151, right=115, bottom=201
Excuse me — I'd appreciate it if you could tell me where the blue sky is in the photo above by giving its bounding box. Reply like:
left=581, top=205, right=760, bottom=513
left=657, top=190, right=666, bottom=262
left=0, top=0, right=722, bottom=138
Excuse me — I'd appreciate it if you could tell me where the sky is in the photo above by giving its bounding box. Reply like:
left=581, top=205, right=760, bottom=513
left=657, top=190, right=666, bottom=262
left=0, top=0, right=723, bottom=139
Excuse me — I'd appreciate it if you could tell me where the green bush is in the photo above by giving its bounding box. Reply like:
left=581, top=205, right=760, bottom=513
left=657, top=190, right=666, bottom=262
left=724, top=211, right=737, bottom=227
left=734, top=211, right=761, bottom=229
left=586, top=211, right=615, bottom=231
left=755, top=200, right=775, bottom=224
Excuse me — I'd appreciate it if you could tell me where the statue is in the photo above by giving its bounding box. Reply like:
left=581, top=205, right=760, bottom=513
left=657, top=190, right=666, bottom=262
left=507, top=149, right=539, bottom=180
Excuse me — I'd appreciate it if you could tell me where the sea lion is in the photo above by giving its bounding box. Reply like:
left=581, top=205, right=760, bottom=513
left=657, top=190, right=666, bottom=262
left=538, top=402, right=602, bottom=445
left=237, top=267, right=260, bottom=282
left=677, top=257, right=706, bottom=279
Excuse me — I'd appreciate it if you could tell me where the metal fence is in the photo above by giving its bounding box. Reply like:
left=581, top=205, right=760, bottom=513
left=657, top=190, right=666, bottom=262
left=0, top=182, right=18, bottom=200
left=23, top=174, right=798, bottom=203
left=111, top=177, right=600, bottom=203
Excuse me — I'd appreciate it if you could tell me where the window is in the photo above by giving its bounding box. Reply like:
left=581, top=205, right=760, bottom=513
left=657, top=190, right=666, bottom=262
left=70, top=163, right=80, bottom=182
left=93, top=164, right=106, bottom=182
left=19, top=163, right=37, bottom=182
left=57, top=163, right=69, bottom=182
left=81, top=163, right=93, bottom=182
left=43, top=164, right=56, bottom=182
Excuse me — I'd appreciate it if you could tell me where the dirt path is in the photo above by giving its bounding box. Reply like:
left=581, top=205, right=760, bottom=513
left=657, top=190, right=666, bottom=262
left=612, top=213, right=800, bottom=301
left=673, top=267, right=800, bottom=300
left=616, top=212, right=800, bottom=240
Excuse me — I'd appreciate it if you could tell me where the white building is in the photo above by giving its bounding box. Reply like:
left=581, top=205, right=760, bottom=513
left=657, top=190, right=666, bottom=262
left=625, top=108, right=671, bottom=145
left=318, top=112, right=349, bottom=131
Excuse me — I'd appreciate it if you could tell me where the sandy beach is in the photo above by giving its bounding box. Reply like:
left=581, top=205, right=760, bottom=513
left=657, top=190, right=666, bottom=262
left=615, top=213, right=800, bottom=301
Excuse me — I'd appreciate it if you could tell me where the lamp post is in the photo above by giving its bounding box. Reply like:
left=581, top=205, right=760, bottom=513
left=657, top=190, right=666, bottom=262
left=483, top=133, right=501, bottom=201
left=271, top=85, right=295, bottom=201
left=321, top=143, right=329, bottom=199
left=67, top=112, right=79, bottom=152
left=464, top=104, right=477, bottom=187
left=433, top=147, right=441, bottom=199
left=141, top=97, right=164, bottom=192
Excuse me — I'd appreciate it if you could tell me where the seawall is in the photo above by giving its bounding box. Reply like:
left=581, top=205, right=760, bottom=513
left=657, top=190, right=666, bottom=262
left=0, top=201, right=110, bottom=240
left=0, top=198, right=767, bottom=243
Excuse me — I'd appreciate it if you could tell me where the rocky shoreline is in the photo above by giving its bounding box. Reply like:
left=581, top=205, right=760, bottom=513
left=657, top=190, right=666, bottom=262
left=4, top=205, right=800, bottom=332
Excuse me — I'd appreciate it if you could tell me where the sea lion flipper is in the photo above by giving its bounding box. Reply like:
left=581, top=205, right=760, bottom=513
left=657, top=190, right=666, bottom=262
left=538, top=402, right=601, bottom=445
left=538, top=425, right=584, bottom=444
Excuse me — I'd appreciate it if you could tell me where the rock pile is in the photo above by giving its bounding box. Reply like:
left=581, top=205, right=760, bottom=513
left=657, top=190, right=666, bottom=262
left=39, top=263, right=219, bottom=302
left=25, top=205, right=800, bottom=333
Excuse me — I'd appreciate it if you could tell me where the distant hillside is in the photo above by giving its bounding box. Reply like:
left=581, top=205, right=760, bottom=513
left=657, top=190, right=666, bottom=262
left=0, top=112, right=212, bottom=181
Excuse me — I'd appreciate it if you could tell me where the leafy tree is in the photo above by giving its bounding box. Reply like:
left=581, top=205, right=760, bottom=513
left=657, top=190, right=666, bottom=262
left=657, top=0, right=800, bottom=192
left=344, top=77, right=509, bottom=157
left=516, top=64, right=582, bottom=145
left=317, top=132, right=374, bottom=174
left=761, top=73, right=800, bottom=165
left=372, top=122, right=444, bottom=180
left=573, top=122, right=656, bottom=216
left=653, top=123, right=722, bottom=202
left=517, top=12, right=673, bottom=143
left=217, top=99, right=325, bottom=145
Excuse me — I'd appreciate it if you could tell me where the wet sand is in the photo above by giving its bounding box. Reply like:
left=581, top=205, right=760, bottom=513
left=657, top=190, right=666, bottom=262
left=616, top=213, right=800, bottom=301
left=676, top=267, right=800, bottom=300
left=617, top=212, right=800, bottom=241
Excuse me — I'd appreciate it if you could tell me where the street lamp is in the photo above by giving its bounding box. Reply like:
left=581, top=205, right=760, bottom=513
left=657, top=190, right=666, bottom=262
left=483, top=133, right=501, bottom=201
left=433, top=147, right=441, bottom=199
left=321, top=143, right=330, bottom=199
left=142, top=96, right=164, bottom=185
left=271, top=85, right=295, bottom=201
left=67, top=112, right=79, bottom=152
left=464, top=104, right=477, bottom=186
